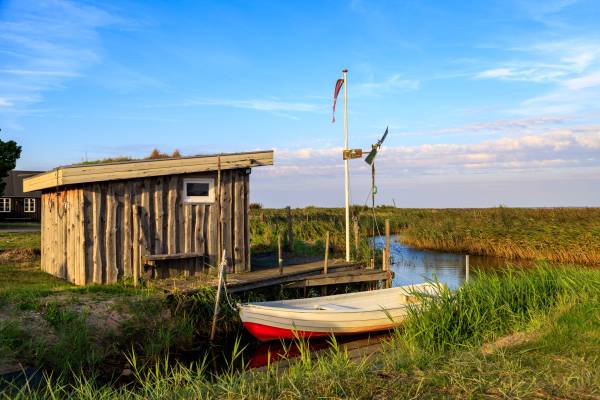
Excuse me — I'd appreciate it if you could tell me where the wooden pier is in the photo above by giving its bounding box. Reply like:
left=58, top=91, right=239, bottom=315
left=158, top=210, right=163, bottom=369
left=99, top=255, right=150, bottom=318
left=151, top=259, right=392, bottom=295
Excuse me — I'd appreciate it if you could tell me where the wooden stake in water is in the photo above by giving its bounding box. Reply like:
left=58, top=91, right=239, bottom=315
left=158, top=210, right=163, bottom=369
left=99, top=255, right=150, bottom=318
left=322, top=231, right=330, bottom=296
left=286, top=206, right=293, bottom=252
left=465, top=254, right=470, bottom=283
left=323, top=231, right=330, bottom=274
left=210, top=251, right=226, bottom=342
left=353, top=219, right=359, bottom=256
left=385, top=219, right=390, bottom=268
left=278, top=234, right=283, bottom=275
left=384, top=219, right=391, bottom=288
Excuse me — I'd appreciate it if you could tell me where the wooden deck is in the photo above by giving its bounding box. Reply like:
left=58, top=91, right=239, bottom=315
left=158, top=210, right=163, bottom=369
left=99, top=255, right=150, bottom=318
left=287, top=269, right=392, bottom=289
left=150, top=259, right=392, bottom=295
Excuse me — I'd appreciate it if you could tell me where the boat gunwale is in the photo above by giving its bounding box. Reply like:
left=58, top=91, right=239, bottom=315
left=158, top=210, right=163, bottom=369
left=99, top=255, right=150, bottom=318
left=240, top=303, right=410, bottom=314
left=238, top=283, right=437, bottom=314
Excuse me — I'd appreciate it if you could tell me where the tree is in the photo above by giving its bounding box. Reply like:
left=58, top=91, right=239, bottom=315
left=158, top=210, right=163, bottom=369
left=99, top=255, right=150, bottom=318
left=0, top=130, right=22, bottom=196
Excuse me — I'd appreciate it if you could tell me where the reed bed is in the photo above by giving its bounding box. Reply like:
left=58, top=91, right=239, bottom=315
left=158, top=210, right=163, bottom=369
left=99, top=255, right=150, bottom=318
left=251, top=206, right=600, bottom=265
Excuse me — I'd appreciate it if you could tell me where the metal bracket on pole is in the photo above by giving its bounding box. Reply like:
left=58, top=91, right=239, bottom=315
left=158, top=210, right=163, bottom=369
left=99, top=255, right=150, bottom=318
left=342, top=149, right=363, bottom=160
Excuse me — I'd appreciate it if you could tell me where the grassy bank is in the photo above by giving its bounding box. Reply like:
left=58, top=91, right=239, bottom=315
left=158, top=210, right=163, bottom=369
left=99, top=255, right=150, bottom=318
left=6, top=265, right=599, bottom=398
left=0, top=258, right=241, bottom=382
left=250, top=206, right=600, bottom=265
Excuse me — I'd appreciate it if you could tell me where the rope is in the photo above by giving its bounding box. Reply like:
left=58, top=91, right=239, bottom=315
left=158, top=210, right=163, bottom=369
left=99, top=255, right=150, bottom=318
left=217, top=250, right=238, bottom=311
left=222, top=273, right=238, bottom=311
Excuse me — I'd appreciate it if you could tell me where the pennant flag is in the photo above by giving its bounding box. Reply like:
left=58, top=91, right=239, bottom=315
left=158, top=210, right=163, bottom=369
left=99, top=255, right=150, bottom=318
left=332, top=78, right=344, bottom=123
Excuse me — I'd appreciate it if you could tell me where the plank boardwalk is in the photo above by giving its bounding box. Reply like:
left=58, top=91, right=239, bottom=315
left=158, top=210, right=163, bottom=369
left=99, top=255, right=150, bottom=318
left=151, top=259, right=391, bottom=295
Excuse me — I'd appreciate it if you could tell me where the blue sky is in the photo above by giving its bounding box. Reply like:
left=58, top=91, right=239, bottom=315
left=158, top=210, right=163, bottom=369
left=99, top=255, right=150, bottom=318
left=1, top=0, right=600, bottom=207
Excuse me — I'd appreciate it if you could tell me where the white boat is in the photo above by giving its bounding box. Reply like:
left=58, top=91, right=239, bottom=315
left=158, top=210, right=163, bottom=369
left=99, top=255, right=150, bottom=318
left=239, top=283, right=437, bottom=341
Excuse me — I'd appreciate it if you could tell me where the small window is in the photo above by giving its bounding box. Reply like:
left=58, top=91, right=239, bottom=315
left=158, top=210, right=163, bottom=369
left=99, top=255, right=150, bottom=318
left=0, top=198, right=10, bottom=212
left=183, top=178, right=214, bottom=203
left=24, top=198, right=36, bottom=213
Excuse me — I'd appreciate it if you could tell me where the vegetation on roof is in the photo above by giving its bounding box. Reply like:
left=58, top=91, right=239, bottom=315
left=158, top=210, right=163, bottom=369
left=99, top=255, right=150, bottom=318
left=73, top=149, right=182, bottom=166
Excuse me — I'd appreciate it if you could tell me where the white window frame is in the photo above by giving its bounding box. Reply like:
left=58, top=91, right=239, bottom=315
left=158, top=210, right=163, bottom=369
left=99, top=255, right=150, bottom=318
left=0, top=198, right=10, bottom=213
left=24, top=198, right=36, bottom=213
left=183, top=178, right=215, bottom=203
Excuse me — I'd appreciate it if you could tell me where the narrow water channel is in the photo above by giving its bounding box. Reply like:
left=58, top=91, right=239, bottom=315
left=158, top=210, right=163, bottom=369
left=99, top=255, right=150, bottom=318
left=372, top=235, right=530, bottom=289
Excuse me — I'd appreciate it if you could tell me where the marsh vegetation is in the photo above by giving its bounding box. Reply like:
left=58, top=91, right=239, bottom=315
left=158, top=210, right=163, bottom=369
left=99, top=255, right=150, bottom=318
left=250, top=206, right=600, bottom=265
left=2, top=206, right=599, bottom=398
left=3, top=265, right=598, bottom=399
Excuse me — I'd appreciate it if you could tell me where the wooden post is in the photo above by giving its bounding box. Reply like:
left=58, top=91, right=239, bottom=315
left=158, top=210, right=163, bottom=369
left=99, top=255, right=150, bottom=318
left=465, top=254, right=470, bottom=283
left=278, top=234, right=283, bottom=275
left=385, top=219, right=391, bottom=288
left=286, top=206, right=293, bottom=252
left=322, top=231, right=330, bottom=296
left=353, top=219, right=359, bottom=258
left=210, top=252, right=226, bottom=342
left=323, top=231, right=330, bottom=274
left=385, top=219, right=390, bottom=268
left=132, top=206, right=140, bottom=287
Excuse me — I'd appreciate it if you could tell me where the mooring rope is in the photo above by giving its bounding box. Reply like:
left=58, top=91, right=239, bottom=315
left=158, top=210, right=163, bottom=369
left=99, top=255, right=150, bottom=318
left=221, top=272, right=238, bottom=311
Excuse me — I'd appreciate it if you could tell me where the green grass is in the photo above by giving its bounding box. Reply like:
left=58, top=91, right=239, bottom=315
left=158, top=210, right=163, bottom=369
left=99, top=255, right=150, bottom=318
left=4, top=265, right=599, bottom=399
left=0, top=222, right=40, bottom=229
left=402, top=265, right=600, bottom=353
left=0, top=260, right=226, bottom=380
left=0, top=232, right=40, bottom=251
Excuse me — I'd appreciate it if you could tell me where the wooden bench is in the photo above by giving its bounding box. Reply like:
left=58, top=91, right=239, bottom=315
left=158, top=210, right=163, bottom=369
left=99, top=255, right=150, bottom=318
left=142, top=252, right=205, bottom=278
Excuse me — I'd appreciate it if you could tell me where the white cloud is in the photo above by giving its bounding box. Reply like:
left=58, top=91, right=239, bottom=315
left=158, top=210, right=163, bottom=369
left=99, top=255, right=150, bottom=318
left=0, top=0, right=117, bottom=117
left=354, top=74, right=420, bottom=96
left=0, top=98, right=13, bottom=107
left=201, top=98, right=321, bottom=112
left=143, top=98, right=324, bottom=118
left=474, top=39, right=600, bottom=116
left=267, top=126, right=600, bottom=179
left=0, top=69, right=81, bottom=77
left=402, top=115, right=566, bottom=137
left=563, top=71, right=600, bottom=90
left=475, top=40, right=600, bottom=84
left=476, top=68, right=514, bottom=79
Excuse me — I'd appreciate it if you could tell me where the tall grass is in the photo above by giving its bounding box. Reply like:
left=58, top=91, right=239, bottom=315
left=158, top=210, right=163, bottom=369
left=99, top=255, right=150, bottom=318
left=6, top=264, right=600, bottom=399
left=251, top=206, right=600, bottom=265
left=402, top=265, right=600, bottom=353
left=400, top=207, right=600, bottom=265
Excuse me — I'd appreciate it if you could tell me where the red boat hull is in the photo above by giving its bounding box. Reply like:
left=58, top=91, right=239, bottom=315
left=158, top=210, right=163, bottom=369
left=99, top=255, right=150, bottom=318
left=243, top=322, right=333, bottom=342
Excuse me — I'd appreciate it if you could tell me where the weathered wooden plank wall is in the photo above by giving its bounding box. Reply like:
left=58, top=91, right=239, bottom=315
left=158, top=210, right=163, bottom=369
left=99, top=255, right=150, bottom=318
left=41, top=169, right=250, bottom=285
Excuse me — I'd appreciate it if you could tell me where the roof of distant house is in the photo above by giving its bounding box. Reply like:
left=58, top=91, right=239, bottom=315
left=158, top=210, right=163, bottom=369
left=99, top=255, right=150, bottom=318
left=2, top=171, right=43, bottom=197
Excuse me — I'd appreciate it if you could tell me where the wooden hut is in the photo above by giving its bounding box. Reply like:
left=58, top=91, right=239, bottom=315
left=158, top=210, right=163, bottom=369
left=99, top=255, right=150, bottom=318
left=23, top=151, right=273, bottom=285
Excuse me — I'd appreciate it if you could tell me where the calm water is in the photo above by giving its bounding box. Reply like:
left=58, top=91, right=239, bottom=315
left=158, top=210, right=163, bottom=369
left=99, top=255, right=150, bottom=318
left=372, top=235, right=529, bottom=290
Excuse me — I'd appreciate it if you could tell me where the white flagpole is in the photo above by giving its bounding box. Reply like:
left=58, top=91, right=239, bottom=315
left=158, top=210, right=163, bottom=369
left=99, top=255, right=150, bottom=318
left=343, top=69, right=350, bottom=262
